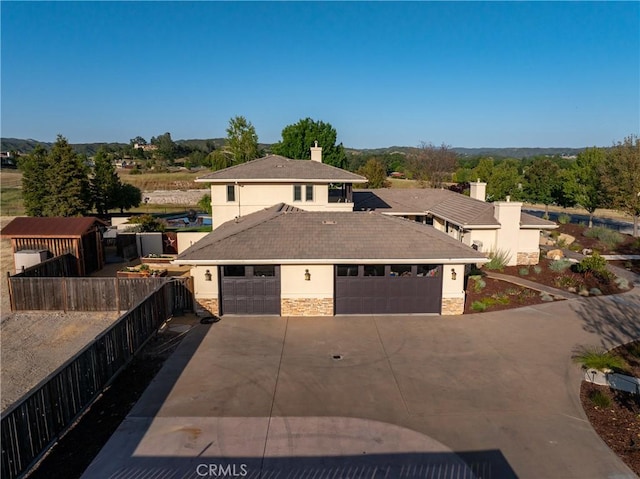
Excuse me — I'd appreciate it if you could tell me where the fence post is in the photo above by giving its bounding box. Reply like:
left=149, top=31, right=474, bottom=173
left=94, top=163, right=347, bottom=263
left=62, top=276, right=68, bottom=312
left=7, top=271, right=15, bottom=311
left=115, top=278, right=120, bottom=312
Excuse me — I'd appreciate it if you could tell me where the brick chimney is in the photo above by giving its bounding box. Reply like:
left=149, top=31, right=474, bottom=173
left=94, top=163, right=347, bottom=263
left=469, top=180, right=486, bottom=202
left=310, top=141, right=322, bottom=162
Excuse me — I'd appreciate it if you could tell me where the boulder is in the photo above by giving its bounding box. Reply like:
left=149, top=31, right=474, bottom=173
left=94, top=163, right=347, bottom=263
left=546, top=249, right=564, bottom=260
left=558, top=233, right=575, bottom=245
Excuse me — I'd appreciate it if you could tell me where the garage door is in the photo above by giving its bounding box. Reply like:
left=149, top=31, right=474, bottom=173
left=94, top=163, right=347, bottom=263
left=335, top=264, right=442, bottom=314
left=220, top=265, right=281, bottom=315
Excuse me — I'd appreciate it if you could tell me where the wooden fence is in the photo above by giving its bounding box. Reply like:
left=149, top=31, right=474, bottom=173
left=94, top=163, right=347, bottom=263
left=0, top=278, right=194, bottom=479
left=7, top=277, right=175, bottom=312
left=10, top=253, right=77, bottom=278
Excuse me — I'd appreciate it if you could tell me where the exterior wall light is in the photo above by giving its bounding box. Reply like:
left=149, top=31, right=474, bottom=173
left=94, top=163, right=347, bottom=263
left=304, top=269, right=311, bottom=281
left=204, top=269, right=212, bottom=281
left=451, top=268, right=457, bottom=281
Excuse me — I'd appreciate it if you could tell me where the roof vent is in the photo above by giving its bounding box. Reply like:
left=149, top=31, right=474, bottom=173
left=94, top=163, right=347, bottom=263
left=322, top=220, right=337, bottom=225
left=275, top=164, right=284, bottom=168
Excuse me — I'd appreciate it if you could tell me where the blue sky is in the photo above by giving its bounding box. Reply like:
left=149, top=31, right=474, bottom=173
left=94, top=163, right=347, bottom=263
left=1, top=1, right=638, bottom=148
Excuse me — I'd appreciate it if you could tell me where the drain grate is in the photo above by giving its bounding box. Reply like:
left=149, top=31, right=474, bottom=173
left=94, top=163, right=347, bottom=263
left=332, top=354, right=343, bottom=361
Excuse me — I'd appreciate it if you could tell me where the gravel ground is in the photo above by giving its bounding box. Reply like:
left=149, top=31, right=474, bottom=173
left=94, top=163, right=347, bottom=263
left=1, top=310, right=120, bottom=412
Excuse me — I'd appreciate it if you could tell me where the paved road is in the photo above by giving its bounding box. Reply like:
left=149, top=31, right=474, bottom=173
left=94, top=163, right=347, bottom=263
left=83, top=289, right=640, bottom=479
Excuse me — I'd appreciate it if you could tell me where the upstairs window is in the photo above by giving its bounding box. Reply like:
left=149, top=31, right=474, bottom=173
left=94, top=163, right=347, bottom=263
left=226, top=185, right=235, bottom=202
left=305, top=184, right=314, bottom=201
left=293, top=185, right=302, bottom=202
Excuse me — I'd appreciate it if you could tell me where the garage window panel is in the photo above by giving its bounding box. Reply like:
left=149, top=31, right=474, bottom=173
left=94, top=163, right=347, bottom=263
left=364, top=265, right=385, bottom=276
left=254, top=265, right=276, bottom=277
left=337, top=264, right=359, bottom=276
left=390, top=265, right=412, bottom=277
left=417, top=265, right=440, bottom=277
left=223, top=265, right=245, bottom=277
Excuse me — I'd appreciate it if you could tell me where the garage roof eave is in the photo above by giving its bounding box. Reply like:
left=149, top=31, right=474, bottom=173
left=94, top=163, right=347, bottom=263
left=173, top=257, right=489, bottom=266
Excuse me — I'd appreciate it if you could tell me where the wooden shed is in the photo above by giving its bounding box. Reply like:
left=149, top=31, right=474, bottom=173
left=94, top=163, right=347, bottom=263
left=1, top=217, right=107, bottom=276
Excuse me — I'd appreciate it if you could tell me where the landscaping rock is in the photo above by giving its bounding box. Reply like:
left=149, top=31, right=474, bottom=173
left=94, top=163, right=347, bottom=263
left=582, top=248, right=593, bottom=256
left=590, top=288, right=603, bottom=296
left=567, top=286, right=577, bottom=293
left=546, top=249, right=565, bottom=260
left=558, top=233, right=576, bottom=245
left=579, top=289, right=590, bottom=297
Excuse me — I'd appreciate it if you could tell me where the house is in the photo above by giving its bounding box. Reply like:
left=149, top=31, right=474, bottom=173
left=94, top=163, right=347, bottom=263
left=1, top=217, right=107, bottom=275
left=176, top=203, right=487, bottom=317
left=194, top=143, right=368, bottom=229
left=353, top=181, right=557, bottom=266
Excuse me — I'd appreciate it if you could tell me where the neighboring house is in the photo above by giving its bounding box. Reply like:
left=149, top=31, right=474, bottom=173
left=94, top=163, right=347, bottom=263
left=195, top=143, right=368, bottom=229
left=354, top=181, right=557, bottom=266
left=1, top=217, right=107, bottom=275
left=176, top=203, right=488, bottom=317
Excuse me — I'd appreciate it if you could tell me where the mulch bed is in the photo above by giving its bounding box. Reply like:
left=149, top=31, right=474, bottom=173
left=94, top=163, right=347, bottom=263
left=555, top=223, right=640, bottom=255
left=610, top=260, right=640, bottom=275
left=464, top=277, right=554, bottom=313
left=612, top=341, right=640, bottom=380
left=580, top=382, right=640, bottom=476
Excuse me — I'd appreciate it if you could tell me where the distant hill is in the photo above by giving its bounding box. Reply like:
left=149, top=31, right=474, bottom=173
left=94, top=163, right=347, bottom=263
left=2, top=137, right=585, bottom=159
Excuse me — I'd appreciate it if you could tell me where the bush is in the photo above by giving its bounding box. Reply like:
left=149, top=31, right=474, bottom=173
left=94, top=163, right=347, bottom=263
left=533, top=265, right=542, bottom=274
left=470, top=276, right=486, bottom=293
left=471, top=301, right=487, bottom=312
left=540, top=292, right=554, bottom=302
left=518, top=267, right=529, bottom=276
left=554, top=274, right=582, bottom=290
left=557, top=213, right=572, bottom=224
left=589, top=389, right=611, bottom=408
left=485, top=250, right=511, bottom=270
left=584, top=227, right=623, bottom=250
left=549, top=259, right=572, bottom=272
left=576, top=253, right=607, bottom=275
left=572, top=345, right=628, bottom=372
left=614, top=277, right=630, bottom=290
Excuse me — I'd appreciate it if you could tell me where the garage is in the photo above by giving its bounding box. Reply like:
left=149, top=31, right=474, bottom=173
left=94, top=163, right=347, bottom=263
left=335, top=264, right=442, bottom=314
left=220, top=265, right=281, bottom=315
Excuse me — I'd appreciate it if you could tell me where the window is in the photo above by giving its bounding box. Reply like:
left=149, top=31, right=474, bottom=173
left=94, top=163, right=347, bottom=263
left=390, top=265, right=412, bottom=277
left=223, top=265, right=245, bottom=277
left=253, top=265, right=275, bottom=277
left=417, top=265, right=439, bottom=277
left=226, top=185, right=235, bottom=202
left=305, top=184, right=314, bottom=201
left=293, top=185, right=302, bottom=202
left=363, top=265, right=385, bottom=276
left=337, top=265, right=359, bottom=276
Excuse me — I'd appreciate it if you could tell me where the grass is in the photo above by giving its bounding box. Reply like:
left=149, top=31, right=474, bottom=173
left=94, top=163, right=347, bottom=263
left=0, top=187, right=25, bottom=216
left=485, top=250, right=511, bottom=270
left=386, top=178, right=420, bottom=189
left=589, top=389, right=611, bottom=408
left=583, top=226, right=624, bottom=250
left=572, top=345, right=628, bottom=373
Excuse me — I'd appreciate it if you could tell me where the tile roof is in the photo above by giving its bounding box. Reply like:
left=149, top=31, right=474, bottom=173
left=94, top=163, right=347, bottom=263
left=0, top=217, right=107, bottom=238
left=177, top=204, right=487, bottom=263
left=196, top=155, right=367, bottom=183
left=520, top=212, right=558, bottom=228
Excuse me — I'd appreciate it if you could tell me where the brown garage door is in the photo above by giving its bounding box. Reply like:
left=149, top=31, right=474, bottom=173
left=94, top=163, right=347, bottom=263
left=335, top=264, right=442, bottom=314
left=220, top=265, right=281, bottom=315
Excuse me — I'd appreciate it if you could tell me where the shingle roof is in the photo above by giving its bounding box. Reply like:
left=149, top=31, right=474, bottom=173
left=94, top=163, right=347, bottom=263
left=0, top=217, right=107, bottom=238
left=520, top=212, right=558, bottom=228
left=177, top=204, right=487, bottom=263
left=354, top=189, right=500, bottom=227
left=196, top=155, right=367, bottom=183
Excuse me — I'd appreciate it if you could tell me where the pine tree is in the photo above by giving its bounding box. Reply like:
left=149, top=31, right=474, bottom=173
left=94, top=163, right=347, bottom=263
left=92, top=148, right=121, bottom=214
left=20, top=145, right=50, bottom=216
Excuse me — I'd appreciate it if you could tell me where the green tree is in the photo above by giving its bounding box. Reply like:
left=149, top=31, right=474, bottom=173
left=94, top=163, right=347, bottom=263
left=115, top=183, right=143, bottom=213
left=567, top=147, right=607, bottom=227
left=356, top=159, right=389, bottom=189
left=470, top=158, right=495, bottom=182
left=601, top=135, right=640, bottom=236
left=198, top=193, right=212, bottom=214
left=487, top=160, right=522, bottom=201
left=225, top=116, right=260, bottom=164
left=152, top=132, right=177, bottom=163
left=272, top=118, right=348, bottom=169
left=91, top=148, right=121, bottom=214
left=522, top=158, right=561, bottom=216
left=20, top=144, right=50, bottom=216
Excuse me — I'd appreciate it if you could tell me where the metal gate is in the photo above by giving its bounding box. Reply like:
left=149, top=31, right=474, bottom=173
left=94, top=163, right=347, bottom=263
left=335, top=264, right=442, bottom=314
left=220, top=265, right=281, bottom=315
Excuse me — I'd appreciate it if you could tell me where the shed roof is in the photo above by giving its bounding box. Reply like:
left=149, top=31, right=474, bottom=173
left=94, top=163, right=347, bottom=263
left=0, top=217, right=107, bottom=238
left=195, top=155, right=367, bottom=183
left=177, top=204, right=487, bottom=263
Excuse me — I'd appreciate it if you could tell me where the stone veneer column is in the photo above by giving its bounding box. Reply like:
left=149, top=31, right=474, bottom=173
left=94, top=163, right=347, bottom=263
left=281, top=298, right=333, bottom=316
left=441, top=297, right=465, bottom=315
left=196, top=298, right=219, bottom=316
left=517, top=251, right=540, bottom=265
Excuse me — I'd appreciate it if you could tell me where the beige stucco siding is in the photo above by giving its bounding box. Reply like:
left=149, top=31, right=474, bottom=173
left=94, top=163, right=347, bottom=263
left=517, top=229, right=540, bottom=253
left=465, top=229, right=498, bottom=253
left=191, top=265, right=218, bottom=299
left=281, top=264, right=334, bottom=299
left=441, top=264, right=465, bottom=299
left=177, top=232, right=209, bottom=254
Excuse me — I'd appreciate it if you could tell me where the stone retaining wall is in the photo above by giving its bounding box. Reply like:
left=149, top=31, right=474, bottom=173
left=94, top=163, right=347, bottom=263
left=441, top=297, right=464, bottom=315
left=281, top=298, right=333, bottom=316
left=517, top=251, right=540, bottom=265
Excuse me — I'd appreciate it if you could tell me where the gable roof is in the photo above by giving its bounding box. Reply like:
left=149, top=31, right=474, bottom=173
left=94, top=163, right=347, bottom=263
left=177, top=204, right=487, bottom=264
left=354, top=189, right=556, bottom=229
left=195, top=155, right=367, bottom=184
left=1, top=217, right=107, bottom=238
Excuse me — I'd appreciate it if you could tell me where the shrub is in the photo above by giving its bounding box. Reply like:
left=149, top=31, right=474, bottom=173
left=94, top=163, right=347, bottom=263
left=589, top=288, right=603, bottom=296
left=554, top=275, right=581, bottom=289
left=572, top=345, right=628, bottom=372
left=485, top=250, right=511, bottom=270
left=584, top=227, right=623, bottom=250
left=488, top=293, right=510, bottom=305
left=614, top=277, right=630, bottom=290
left=471, top=277, right=486, bottom=293
left=127, top=214, right=167, bottom=232
left=576, top=253, right=607, bottom=275
left=540, top=292, right=554, bottom=302
left=557, top=213, right=571, bottom=224
left=557, top=238, right=567, bottom=248
left=550, top=231, right=560, bottom=239
left=569, top=243, right=582, bottom=252
left=533, top=265, right=542, bottom=274
left=518, top=267, right=529, bottom=276
left=589, top=389, right=611, bottom=408
left=471, top=300, right=487, bottom=312
left=549, top=259, right=572, bottom=273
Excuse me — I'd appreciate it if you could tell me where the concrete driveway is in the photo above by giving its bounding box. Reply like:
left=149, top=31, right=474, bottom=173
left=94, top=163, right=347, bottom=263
left=83, top=288, right=640, bottom=479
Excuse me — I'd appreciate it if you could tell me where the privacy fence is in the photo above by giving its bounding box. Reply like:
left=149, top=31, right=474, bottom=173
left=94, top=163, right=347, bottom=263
left=0, top=277, right=194, bottom=479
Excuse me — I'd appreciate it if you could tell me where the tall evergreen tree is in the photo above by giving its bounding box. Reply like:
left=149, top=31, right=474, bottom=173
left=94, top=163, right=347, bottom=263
left=92, top=148, right=121, bottom=215
left=20, top=144, right=50, bottom=216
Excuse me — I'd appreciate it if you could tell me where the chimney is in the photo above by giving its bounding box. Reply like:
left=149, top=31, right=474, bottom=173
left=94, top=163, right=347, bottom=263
left=469, top=179, right=486, bottom=202
left=493, top=200, right=523, bottom=266
left=310, top=140, right=322, bottom=162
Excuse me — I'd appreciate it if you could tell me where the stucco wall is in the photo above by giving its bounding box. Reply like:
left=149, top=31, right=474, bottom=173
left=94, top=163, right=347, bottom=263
left=441, top=264, right=466, bottom=315
left=177, top=232, right=209, bottom=254
left=517, top=229, right=540, bottom=254
left=281, top=264, right=334, bottom=299
left=493, top=202, right=523, bottom=266
left=191, top=265, right=219, bottom=299
left=465, top=229, right=497, bottom=253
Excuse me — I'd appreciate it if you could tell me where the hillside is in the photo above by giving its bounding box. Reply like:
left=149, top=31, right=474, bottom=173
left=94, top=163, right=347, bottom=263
left=2, top=137, right=586, bottom=159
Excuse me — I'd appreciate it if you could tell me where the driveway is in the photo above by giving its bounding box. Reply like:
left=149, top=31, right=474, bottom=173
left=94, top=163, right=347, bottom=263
left=83, top=289, right=640, bottom=479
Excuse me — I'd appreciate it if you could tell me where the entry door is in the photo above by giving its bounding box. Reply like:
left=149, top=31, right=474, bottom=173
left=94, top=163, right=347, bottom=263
left=220, top=265, right=280, bottom=315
